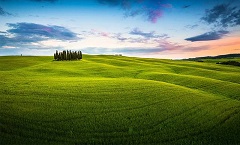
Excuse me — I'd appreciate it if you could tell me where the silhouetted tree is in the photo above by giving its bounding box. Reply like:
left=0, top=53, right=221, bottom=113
left=74, top=51, right=77, bottom=60
left=67, top=50, right=69, bottom=60
left=79, top=51, right=82, bottom=59
left=63, top=50, right=66, bottom=60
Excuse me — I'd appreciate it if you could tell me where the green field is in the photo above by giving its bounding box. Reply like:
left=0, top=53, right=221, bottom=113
left=0, top=55, right=240, bottom=144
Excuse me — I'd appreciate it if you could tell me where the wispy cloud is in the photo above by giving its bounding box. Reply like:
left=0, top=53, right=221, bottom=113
left=0, top=22, right=80, bottom=50
left=86, top=28, right=169, bottom=44
left=157, top=40, right=211, bottom=53
left=201, top=3, right=240, bottom=28
left=185, top=24, right=198, bottom=29
left=129, top=27, right=169, bottom=40
left=97, top=0, right=172, bottom=23
left=82, top=41, right=209, bottom=56
left=186, top=3, right=239, bottom=43
left=185, top=30, right=229, bottom=42
left=112, top=33, right=128, bottom=41
left=116, top=47, right=163, bottom=54
left=82, top=46, right=164, bottom=55
left=182, top=5, right=191, bottom=9
left=90, top=29, right=112, bottom=37
left=146, top=9, right=163, bottom=23
left=0, top=31, right=7, bottom=33
left=130, top=28, right=158, bottom=38
left=0, top=6, right=12, bottom=16
left=182, top=46, right=210, bottom=52
left=7, top=22, right=79, bottom=41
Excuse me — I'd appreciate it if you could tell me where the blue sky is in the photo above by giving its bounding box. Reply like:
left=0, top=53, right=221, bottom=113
left=0, top=0, right=240, bottom=59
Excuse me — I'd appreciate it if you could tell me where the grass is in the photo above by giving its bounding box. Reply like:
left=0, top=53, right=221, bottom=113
left=0, top=55, right=240, bottom=144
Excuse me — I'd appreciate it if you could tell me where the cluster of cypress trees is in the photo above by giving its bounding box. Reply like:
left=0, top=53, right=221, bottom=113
left=54, top=50, right=82, bottom=61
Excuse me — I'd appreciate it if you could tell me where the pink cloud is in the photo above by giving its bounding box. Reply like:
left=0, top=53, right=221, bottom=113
left=156, top=39, right=183, bottom=51
left=148, top=10, right=163, bottom=23
left=90, top=29, right=110, bottom=37
left=98, top=0, right=172, bottom=24
left=43, top=27, right=52, bottom=33
left=100, top=32, right=109, bottom=37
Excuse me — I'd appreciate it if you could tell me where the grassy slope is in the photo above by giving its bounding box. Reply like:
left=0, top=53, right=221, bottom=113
left=0, top=55, right=240, bottom=144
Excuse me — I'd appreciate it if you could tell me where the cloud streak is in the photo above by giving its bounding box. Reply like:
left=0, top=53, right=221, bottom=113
left=185, top=30, right=229, bottom=42
left=83, top=47, right=164, bottom=55
left=6, top=22, right=78, bottom=41
left=182, top=5, right=191, bottom=9
left=0, top=22, right=80, bottom=51
left=185, top=24, right=198, bottom=29
left=0, top=31, right=7, bottom=33
left=97, top=0, right=171, bottom=23
left=0, top=7, right=12, bottom=16
left=129, top=28, right=169, bottom=40
left=201, top=3, right=240, bottom=28
left=82, top=43, right=209, bottom=56
left=130, top=28, right=157, bottom=38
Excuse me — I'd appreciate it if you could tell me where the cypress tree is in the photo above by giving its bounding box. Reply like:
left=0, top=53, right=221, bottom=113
left=80, top=51, right=82, bottom=59
left=69, top=50, right=72, bottom=60
left=74, top=51, right=77, bottom=60
left=63, top=50, right=66, bottom=60
left=65, top=50, right=67, bottom=60
left=55, top=50, right=59, bottom=60
left=72, top=51, right=74, bottom=60
left=60, top=52, right=63, bottom=61
left=77, top=51, right=79, bottom=59
left=72, top=51, right=75, bottom=60
left=77, top=51, right=80, bottom=60
left=67, top=50, right=69, bottom=60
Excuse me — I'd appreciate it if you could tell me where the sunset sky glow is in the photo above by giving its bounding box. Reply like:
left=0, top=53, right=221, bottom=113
left=0, top=0, right=240, bottom=59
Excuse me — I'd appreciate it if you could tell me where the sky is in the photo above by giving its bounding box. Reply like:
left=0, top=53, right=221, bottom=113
left=0, top=0, right=240, bottom=59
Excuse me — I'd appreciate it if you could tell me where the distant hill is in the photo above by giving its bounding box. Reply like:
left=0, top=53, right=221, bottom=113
left=186, top=53, right=240, bottom=60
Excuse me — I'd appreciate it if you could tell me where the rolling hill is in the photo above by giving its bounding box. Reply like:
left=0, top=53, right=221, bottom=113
left=0, top=55, right=240, bottom=144
left=186, top=53, right=240, bottom=60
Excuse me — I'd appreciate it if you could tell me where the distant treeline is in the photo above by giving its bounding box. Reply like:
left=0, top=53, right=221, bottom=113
left=187, top=53, right=240, bottom=60
left=216, top=61, right=240, bottom=67
left=54, top=50, right=82, bottom=61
